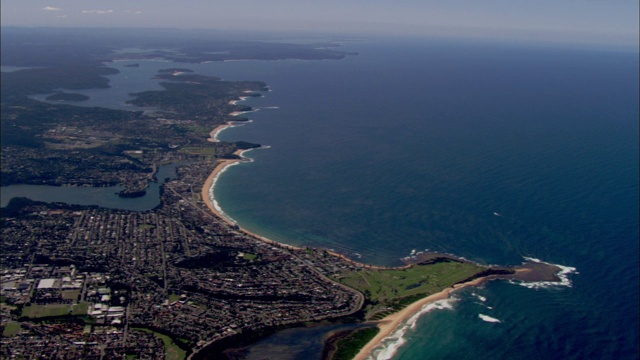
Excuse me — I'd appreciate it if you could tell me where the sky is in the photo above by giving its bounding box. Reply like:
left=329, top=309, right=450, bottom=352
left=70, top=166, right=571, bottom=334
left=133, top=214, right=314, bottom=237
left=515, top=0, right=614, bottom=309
left=1, top=0, right=638, bottom=48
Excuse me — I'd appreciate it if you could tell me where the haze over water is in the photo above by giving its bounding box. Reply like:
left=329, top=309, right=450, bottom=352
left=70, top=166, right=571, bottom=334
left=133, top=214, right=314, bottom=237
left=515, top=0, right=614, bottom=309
left=211, top=39, right=639, bottom=359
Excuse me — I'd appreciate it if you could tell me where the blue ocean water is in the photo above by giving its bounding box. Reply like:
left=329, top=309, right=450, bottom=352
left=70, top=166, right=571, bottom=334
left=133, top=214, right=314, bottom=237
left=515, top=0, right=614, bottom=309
left=7, top=38, right=636, bottom=359
left=209, top=39, right=639, bottom=359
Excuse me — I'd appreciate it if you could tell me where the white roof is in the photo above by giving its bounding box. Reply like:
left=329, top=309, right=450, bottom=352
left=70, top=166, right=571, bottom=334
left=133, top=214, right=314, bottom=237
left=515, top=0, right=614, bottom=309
left=37, top=278, right=56, bottom=289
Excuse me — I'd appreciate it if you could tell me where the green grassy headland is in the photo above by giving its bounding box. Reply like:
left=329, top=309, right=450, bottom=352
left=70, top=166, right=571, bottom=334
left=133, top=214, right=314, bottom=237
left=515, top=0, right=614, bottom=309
left=336, top=260, right=483, bottom=319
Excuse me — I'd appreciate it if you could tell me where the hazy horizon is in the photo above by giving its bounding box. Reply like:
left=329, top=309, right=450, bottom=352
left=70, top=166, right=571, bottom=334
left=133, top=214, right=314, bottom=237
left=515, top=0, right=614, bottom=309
left=1, top=0, right=638, bottom=49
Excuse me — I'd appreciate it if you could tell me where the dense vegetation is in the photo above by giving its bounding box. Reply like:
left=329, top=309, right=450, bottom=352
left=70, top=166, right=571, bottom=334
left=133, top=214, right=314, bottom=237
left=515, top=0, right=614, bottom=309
left=328, top=327, right=380, bottom=360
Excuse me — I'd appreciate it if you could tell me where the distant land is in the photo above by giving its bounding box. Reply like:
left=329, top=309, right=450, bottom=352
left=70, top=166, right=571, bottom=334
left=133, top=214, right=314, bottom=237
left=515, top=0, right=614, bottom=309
left=45, top=92, right=90, bottom=102
left=0, top=27, right=565, bottom=359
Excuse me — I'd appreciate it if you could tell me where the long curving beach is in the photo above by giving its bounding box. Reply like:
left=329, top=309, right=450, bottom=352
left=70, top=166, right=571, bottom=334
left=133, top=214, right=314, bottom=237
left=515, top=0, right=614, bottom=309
left=201, top=93, right=305, bottom=252
left=201, top=135, right=303, bottom=251
left=201, top=154, right=242, bottom=225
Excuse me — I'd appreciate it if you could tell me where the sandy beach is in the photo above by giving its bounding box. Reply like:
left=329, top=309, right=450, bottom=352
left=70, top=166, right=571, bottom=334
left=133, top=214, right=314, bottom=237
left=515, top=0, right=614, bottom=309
left=228, top=109, right=258, bottom=117
left=200, top=151, right=245, bottom=227
left=228, top=96, right=249, bottom=105
left=200, top=150, right=304, bottom=252
left=210, top=94, right=258, bottom=140
left=207, top=123, right=230, bottom=143
left=354, top=277, right=487, bottom=360
left=201, top=95, right=303, bottom=251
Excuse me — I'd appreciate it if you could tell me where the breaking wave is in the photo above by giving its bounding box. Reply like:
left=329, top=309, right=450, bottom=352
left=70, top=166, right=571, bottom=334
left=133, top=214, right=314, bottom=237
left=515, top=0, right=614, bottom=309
left=513, top=257, right=578, bottom=289
left=367, top=298, right=457, bottom=360
left=471, top=292, right=487, bottom=302
left=478, top=314, right=502, bottom=323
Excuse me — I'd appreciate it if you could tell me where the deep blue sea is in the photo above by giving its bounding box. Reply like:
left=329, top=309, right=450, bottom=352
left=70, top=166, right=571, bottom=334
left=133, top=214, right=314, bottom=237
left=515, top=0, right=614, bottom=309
left=209, top=39, right=639, bottom=359
left=6, top=38, right=637, bottom=359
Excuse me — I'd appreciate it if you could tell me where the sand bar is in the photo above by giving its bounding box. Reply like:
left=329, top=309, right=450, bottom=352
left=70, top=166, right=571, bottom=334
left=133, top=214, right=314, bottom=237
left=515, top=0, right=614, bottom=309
left=354, top=277, right=486, bottom=360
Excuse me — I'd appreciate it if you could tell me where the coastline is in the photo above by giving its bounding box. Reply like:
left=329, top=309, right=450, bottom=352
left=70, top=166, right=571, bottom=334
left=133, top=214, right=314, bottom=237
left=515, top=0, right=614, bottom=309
left=199, top=139, right=566, bottom=360
left=353, top=277, right=486, bottom=360
left=201, top=117, right=304, bottom=251
left=200, top=154, right=303, bottom=252
left=207, top=94, right=258, bottom=142
left=199, top=97, right=569, bottom=360
left=200, top=149, right=245, bottom=225
left=207, top=123, right=230, bottom=143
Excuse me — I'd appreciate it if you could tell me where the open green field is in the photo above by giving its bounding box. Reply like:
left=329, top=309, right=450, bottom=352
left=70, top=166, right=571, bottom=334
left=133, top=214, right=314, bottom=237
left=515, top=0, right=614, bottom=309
left=242, top=252, right=258, bottom=261
left=337, top=261, right=482, bottom=319
left=138, top=223, right=156, bottom=231
left=21, top=301, right=89, bottom=318
left=133, top=327, right=186, bottom=360
left=178, top=147, right=217, bottom=156
left=180, top=125, right=213, bottom=135
left=2, top=322, right=21, bottom=337
left=61, top=290, right=81, bottom=301
left=74, top=301, right=89, bottom=315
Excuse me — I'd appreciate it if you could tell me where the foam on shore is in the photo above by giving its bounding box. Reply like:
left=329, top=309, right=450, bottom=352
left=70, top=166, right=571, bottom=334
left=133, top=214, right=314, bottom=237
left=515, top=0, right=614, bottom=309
left=366, top=298, right=457, bottom=360
left=206, top=148, right=265, bottom=225
left=478, top=314, right=502, bottom=323
left=228, top=96, right=249, bottom=105
left=208, top=160, right=242, bottom=225
left=208, top=120, right=253, bottom=143
left=203, top=89, right=278, bottom=235
left=512, top=257, right=578, bottom=289
left=229, top=109, right=259, bottom=117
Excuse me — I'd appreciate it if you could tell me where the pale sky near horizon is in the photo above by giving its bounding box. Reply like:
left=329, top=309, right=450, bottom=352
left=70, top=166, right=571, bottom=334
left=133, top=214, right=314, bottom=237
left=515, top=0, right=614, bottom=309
left=1, top=0, right=638, bottom=48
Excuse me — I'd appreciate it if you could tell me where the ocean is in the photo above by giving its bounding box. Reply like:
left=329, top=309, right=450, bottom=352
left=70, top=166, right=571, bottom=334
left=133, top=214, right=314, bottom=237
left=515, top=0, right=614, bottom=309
left=209, top=39, right=639, bottom=359
left=6, top=37, right=638, bottom=359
